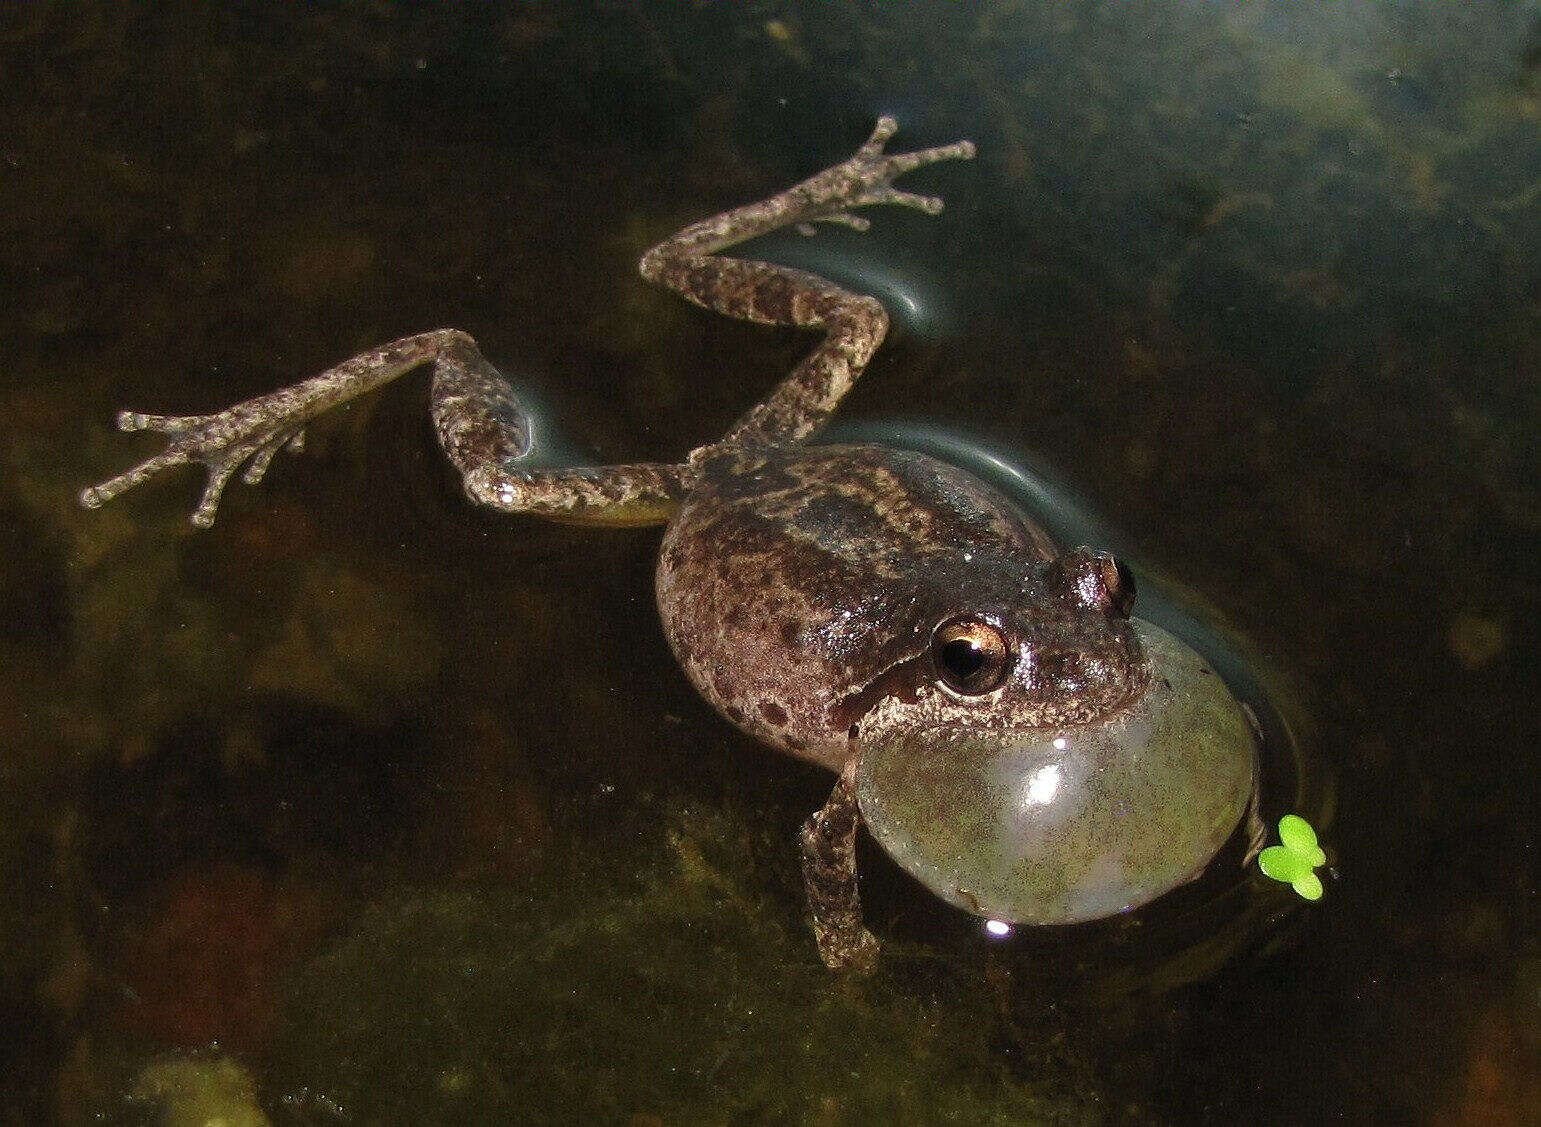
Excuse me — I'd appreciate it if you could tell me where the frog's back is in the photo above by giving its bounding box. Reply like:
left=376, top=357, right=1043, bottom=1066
left=656, top=443, right=1054, bottom=769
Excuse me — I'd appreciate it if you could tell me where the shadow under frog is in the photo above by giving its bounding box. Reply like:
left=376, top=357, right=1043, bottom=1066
left=82, top=118, right=1257, bottom=972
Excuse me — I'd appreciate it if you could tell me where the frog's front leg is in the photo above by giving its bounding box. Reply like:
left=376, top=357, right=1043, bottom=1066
left=81, top=329, right=689, bottom=528
left=800, top=757, right=880, bottom=973
left=641, top=116, right=973, bottom=451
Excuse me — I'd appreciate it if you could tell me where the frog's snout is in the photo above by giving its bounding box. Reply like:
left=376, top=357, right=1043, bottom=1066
left=1034, top=647, right=1096, bottom=689
left=1013, top=628, right=1149, bottom=724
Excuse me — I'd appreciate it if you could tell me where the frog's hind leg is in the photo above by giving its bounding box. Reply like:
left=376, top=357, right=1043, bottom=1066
left=428, top=341, right=688, bottom=526
left=82, top=328, right=689, bottom=528
left=640, top=116, right=973, bottom=452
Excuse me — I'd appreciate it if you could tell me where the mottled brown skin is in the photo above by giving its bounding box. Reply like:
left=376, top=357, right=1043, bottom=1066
left=657, top=444, right=1146, bottom=772
left=80, top=118, right=1146, bottom=972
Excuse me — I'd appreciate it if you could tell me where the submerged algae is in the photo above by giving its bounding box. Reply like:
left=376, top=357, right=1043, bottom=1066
left=268, top=802, right=1101, bottom=1125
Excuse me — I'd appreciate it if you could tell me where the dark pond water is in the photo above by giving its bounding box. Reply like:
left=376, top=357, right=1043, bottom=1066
left=3, top=4, right=1537, bottom=1123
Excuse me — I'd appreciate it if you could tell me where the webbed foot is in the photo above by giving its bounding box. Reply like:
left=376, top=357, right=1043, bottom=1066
left=79, top=330, right=477, bottom=528
left=795, top=115, right=975, bottom=232
left=80, top=400, right=309, bottom=528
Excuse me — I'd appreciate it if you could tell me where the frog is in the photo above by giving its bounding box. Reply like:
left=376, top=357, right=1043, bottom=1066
left=81, top=117, right=1257, bottom=972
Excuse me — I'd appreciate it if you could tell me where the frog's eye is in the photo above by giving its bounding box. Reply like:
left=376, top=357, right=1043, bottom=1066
left=1051, top=549, right=1136, bottom=618
left=1101, top=555, right=1136, bottom=617
left=931, top=617, right=1012, bottom=695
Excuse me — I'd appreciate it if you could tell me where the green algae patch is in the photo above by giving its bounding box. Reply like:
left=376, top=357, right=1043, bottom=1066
left=267, top=803, right=1096, bottom=1125
left=132, top=1056, right=271, bottom=1127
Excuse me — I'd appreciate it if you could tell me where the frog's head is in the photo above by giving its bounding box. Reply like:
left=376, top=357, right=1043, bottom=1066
left=848, top=548, right=1258, bottom=929
left=924, top=547, right=1150, bottom=730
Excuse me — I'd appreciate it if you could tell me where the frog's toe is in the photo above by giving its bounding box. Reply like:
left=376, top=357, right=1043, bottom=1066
left=876, top=138, right=977, bottom=179
left=857, top=114, right=902, bottom=157
left=80, top=448, right=191, bottom=511
left=798, top=212, right=873, bottom=237
left=240, top=428, right=304, bottom=486
left=864, top=187, right=946, bottom=215
left=117, top=410, right=218, bottom=435
left=189, top=461, right=241, bottom=527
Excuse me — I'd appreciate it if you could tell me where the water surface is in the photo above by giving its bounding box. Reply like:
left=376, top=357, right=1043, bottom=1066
left=2, top=4, right=1536, bottom=1123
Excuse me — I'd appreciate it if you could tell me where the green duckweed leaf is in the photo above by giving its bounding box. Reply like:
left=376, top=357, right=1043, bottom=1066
left=1292, top=872, right=1324, bottom=901
left=1258, top=844, right=1307, bottom=882
left=1278, top=814, right=1325, bottom=866
left=1257, top=814, right=1327, bottom=900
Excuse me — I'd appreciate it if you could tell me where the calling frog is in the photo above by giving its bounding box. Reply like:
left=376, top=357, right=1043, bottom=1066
left=83, top=118, right=1257, bottom=971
